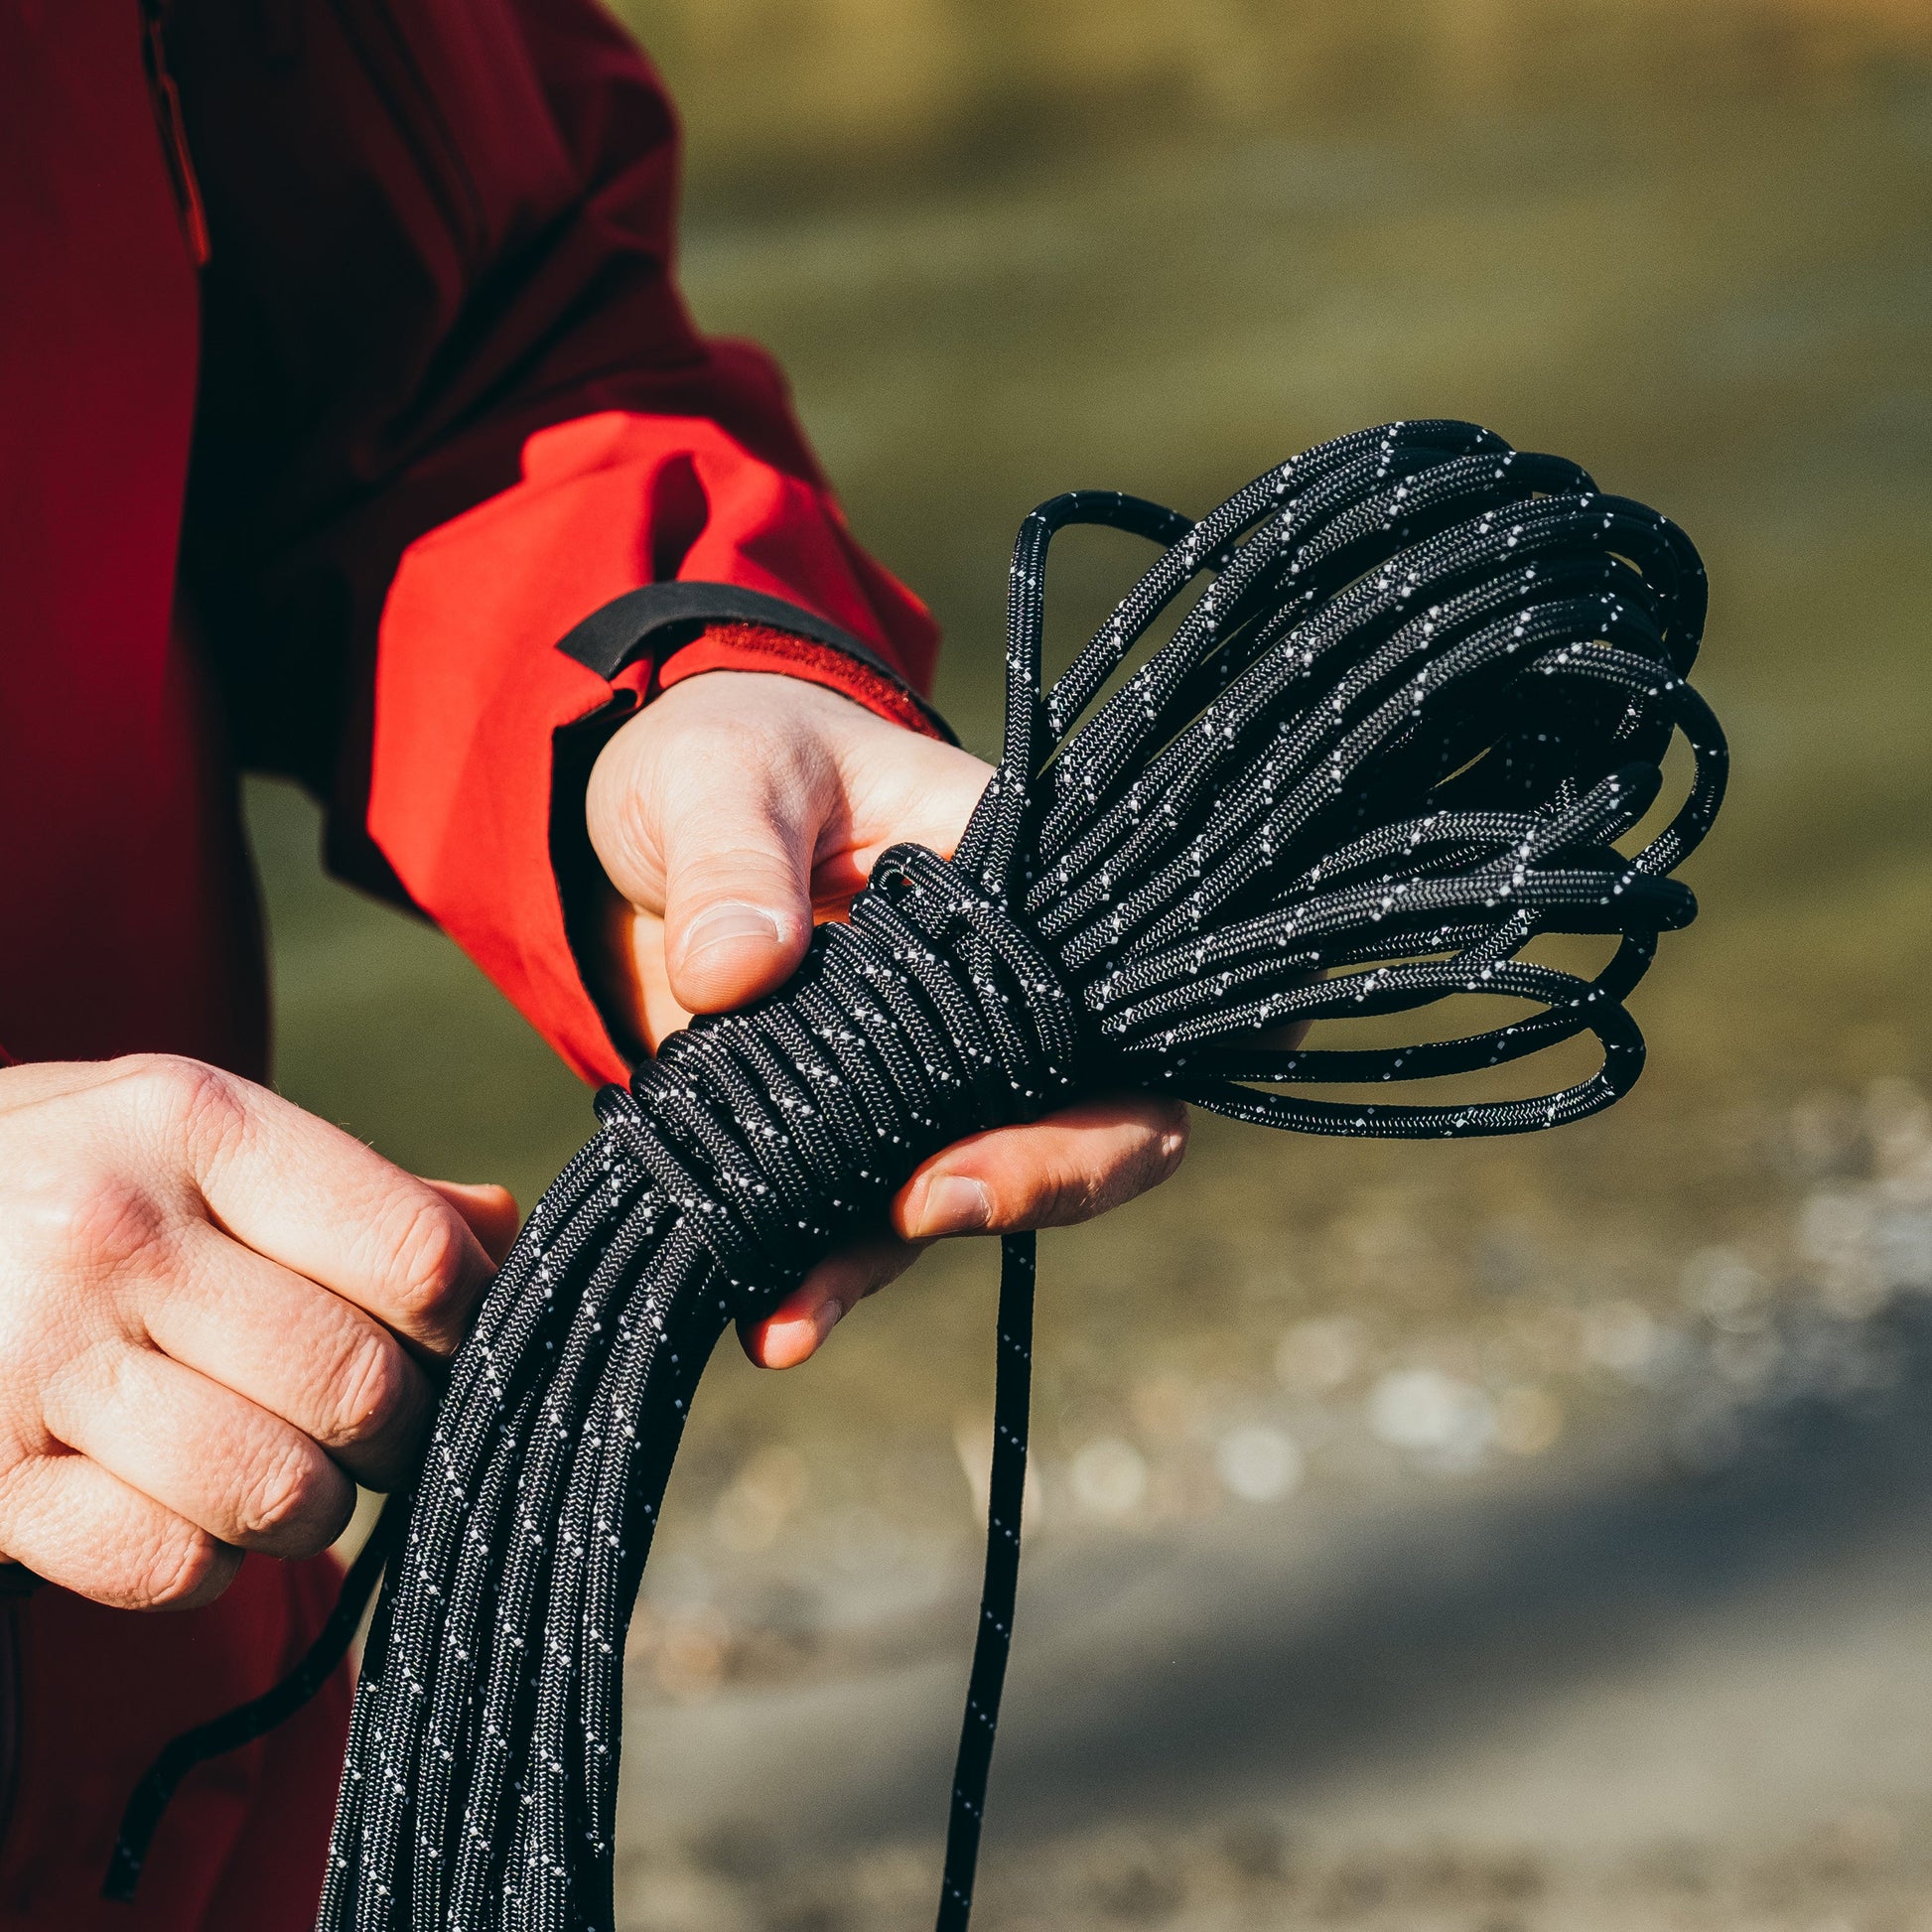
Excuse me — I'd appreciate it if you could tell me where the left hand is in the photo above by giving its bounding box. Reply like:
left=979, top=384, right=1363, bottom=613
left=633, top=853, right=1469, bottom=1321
left=585, top=671, right=1188, bottom=1369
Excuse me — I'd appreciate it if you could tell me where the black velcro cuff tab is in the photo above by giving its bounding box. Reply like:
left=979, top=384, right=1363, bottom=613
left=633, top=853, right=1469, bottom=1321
left=555, top=581, right=956, bottom=743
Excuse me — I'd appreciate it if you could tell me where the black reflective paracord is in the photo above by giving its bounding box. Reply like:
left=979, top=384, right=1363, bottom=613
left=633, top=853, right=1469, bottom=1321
left=107, top=422, right=1726, bottom=1931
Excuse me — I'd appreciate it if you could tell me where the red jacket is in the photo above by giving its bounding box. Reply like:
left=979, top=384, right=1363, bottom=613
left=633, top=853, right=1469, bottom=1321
left=0, top=2, right=939, bottom=1924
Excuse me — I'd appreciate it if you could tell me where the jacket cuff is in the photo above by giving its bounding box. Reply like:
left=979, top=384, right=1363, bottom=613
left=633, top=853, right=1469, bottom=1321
left=365, top=414, right=943, bottom=1088
left=658, top=623, right=943, bottom=736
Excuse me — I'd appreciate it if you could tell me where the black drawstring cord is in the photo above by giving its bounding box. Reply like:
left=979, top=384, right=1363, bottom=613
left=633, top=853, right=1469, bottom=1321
left=106, top=421, right=1725, bottom=1930
left=102, top=1491, right=406, bottom=1901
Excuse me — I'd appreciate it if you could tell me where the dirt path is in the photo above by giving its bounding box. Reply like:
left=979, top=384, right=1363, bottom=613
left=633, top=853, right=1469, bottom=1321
left=618, top=1321, right=1932, bottom=1929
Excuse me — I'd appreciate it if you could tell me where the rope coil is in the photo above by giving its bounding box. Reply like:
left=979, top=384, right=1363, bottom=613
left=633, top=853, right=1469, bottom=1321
left=106, top=420, right=1726, bottom=1931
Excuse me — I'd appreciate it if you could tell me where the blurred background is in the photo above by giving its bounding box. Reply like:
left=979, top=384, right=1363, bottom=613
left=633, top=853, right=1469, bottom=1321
left=253, top=2, right=1932, bottom=1926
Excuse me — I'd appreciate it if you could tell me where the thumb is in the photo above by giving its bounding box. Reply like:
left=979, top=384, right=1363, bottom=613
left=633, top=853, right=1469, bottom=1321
left=659, top=775, right=817, bottom=1016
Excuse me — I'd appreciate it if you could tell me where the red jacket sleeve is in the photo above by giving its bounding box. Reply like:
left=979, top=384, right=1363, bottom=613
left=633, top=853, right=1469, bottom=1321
left=368, top=409, right=940, bottom=1086
left=170, top=0, right=940, bottom=1087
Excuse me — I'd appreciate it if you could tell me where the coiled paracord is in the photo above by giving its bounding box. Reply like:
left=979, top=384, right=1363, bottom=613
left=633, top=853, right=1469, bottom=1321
left=108, top=421, right=1725, bottom=1930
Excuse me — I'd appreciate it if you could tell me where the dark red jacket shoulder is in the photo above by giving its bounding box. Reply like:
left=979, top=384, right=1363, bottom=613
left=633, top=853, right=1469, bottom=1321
left=169, top=0, right=940, bottom=1080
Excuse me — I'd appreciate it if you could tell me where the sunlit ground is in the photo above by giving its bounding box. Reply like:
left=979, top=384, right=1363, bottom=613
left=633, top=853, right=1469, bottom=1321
left=249, top=4, right=1932, bottom=1923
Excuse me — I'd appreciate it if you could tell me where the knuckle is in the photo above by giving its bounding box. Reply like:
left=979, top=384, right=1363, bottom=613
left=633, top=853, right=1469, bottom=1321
left=133, top=1524, right=234, bottom=1610
left=372, top=1194, right=476, bottom=1333
left=27, top=1168, right=170, bottom=1278
left=113, top=1054, right=248, bottom=1165
left=328, top=1330, right=420, bottom=1452
left=234, top=1437, right=342, bottom=1548
left=118, top=1053, right=237, bottom=1131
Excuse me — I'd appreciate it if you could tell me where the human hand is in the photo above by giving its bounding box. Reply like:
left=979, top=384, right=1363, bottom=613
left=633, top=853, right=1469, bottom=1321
left=585, top=670, right=1188, bottom=1369
left=0, top=1056, right=516, bottom=1608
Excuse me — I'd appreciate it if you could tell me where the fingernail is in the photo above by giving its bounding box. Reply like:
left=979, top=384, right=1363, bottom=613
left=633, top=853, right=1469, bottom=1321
left=915, top=1173, right=991, bottom=1237
left=680, top=900, right=782, bottom=967
left=757, top=1296, right=843, bottom=1369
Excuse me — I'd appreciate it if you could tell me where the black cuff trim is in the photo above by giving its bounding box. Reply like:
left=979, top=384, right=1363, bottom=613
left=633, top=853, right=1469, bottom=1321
left=555, top=582, right=955, bottom=742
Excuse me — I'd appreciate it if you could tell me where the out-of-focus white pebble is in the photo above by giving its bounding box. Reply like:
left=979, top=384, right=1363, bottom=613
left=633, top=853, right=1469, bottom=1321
left=1070, top=1437, right=1150, bottom=1519
left=1582, top=1300, right=1660, bottom=1377
left=1366, top=1368, right=1494, bottom=1459
left=1214, top=1425, right=1305, bottom=1503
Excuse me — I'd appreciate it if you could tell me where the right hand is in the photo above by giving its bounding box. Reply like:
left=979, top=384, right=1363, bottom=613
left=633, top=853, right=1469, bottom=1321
left=0, top=1054, right=517, bottom=1610
left=586, top=671, right=1191, bottom=1370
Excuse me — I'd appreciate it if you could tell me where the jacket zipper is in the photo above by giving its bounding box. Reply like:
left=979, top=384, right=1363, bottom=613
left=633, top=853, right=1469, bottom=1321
left=139, top=0, right=211, bottom=267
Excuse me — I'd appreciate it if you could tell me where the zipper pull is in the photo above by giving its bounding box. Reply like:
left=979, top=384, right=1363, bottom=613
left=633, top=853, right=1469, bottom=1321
left=140, top=0, right=211, bottom=268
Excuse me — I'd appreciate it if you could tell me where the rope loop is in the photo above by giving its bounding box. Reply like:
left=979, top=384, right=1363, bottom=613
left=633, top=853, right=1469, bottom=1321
left=594, top=842, right=1090, bottom=1322
left=110, top=423, right=1729, bottom=1932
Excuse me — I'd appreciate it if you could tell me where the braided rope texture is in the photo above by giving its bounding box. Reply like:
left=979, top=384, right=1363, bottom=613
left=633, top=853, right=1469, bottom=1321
left=328, top=419, right=1725, bottom=1932
left=110, top=420, right=1729, bottom=1930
